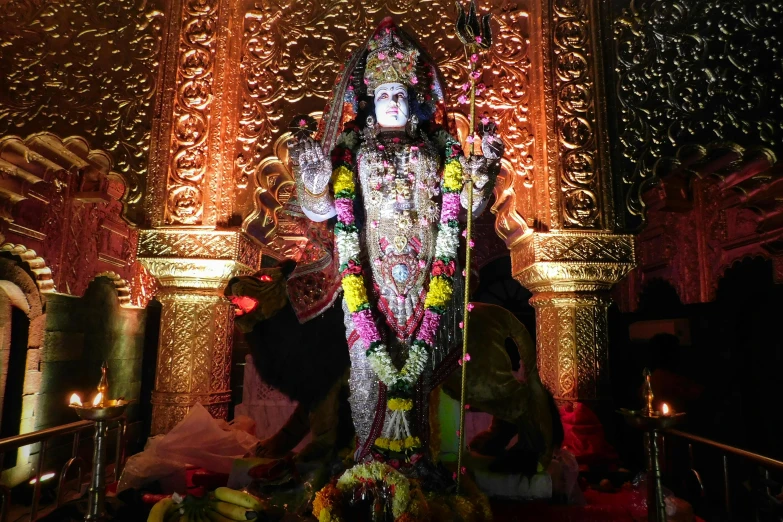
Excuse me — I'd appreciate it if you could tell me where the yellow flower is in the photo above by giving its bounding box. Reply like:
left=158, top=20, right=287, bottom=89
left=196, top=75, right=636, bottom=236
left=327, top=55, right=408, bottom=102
left=332, top=165, right=355, bottom=195
left=389, top=440, right=404, bottom=452
left=374, top=437, right=390, bottom=449
left=342, top=274, right=369, bottom=312
left=443, top=161, right=463, bottom=192
left=388, top=398, right=413, bottom=411
left=404, top=436, right=421, bottom=449
left=424, top=276, right=452, bottom=309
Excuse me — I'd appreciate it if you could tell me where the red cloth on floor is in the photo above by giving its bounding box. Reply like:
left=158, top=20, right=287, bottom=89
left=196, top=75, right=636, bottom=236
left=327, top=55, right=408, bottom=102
left=560, top=403, right=618, bottom=466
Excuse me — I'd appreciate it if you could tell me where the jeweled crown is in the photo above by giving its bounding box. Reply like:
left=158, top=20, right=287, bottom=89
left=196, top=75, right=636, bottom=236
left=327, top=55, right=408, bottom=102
left=364, top=18, right=419, bottom=94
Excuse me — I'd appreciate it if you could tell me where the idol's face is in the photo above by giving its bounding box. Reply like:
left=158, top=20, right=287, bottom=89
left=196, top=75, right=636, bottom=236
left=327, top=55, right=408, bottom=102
left=374, top=82, right=409, bottom=128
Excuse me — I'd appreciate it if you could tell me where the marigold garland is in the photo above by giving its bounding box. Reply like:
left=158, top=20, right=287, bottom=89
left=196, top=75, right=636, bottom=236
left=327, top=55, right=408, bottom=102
left=332, top=132, right=465, bottom=452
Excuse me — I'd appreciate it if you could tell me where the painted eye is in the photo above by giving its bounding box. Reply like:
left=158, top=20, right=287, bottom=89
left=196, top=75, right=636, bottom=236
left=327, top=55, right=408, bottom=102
left=259, top=274, right=272, bottom=282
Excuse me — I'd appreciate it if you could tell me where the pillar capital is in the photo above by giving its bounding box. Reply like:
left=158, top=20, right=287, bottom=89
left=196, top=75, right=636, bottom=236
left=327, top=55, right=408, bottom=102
left=137, top=229, right=263, bottom=291
left=512, top=231, right=636, bottom=293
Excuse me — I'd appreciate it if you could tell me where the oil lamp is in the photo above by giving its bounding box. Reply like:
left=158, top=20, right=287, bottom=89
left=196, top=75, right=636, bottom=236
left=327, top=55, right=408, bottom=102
left=68, top=362, right=130, bottom=521
left=618, top=368, right=686, bottom=522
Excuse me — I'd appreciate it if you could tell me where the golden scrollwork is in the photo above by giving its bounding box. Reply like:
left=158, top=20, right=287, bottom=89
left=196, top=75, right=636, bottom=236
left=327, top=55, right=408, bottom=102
left=548, top=0, right=610, bottom=229
left=162, top=0, right=222, bottom=225
left=0, top=0, right=164, bottom=224
left=235, top=1, right=535, bottom=244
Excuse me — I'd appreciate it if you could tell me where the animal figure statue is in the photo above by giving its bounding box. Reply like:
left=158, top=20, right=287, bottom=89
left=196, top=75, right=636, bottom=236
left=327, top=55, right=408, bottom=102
left=227, top=262, right=561, bottom=474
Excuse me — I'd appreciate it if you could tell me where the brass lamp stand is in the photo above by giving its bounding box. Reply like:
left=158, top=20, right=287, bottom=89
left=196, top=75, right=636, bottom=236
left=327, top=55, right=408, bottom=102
left=619, top=369, right=686, bottom=522
left=69, top=363, right=129, bottom=521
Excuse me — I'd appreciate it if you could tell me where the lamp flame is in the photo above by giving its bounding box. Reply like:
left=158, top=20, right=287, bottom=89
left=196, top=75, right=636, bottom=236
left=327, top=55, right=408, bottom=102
left=92, top=392, right=103, bottom=407
left=661, top=403, right=670, bottom=415
left=69, top=393, right=83, bottom=407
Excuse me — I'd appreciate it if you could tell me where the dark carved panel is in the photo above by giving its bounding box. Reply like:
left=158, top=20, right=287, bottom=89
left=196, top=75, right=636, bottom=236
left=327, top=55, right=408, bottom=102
left=612, top=0, right=782, bottom=229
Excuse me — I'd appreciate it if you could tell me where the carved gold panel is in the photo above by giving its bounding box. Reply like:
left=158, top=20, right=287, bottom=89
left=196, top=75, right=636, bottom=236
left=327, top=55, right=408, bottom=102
left=0, top=0, right=165, bottom=224
left=234, top=0, right=536, bottom=251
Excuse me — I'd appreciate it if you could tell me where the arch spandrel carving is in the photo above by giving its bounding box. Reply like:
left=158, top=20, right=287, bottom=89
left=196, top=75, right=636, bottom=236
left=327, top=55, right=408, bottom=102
left=236, top=1, right=535, bottom=254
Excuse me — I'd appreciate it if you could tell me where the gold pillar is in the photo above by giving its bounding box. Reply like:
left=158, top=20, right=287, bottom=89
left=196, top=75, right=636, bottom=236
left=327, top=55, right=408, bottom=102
left=499, top=0, right=637, bottom=402
left=138, top=0, right=257, bottom=433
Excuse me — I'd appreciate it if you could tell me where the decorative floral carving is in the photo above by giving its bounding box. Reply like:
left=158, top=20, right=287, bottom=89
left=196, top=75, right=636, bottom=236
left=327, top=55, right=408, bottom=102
left=614, top=0, right=783, bottom=228
left=0, top=0, right=164, bottom=223
left=164, top=0, right=221, bottom=224
left=551, top=0, right=603, bottom=228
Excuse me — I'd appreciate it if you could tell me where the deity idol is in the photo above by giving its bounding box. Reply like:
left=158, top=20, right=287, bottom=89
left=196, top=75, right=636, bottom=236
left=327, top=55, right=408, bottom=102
left=289, top=18, right=503, bottom=463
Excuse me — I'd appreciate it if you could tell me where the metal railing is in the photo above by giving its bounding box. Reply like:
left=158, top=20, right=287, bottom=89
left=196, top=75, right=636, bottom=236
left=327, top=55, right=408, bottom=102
left=0, top=418, right=126, bottom=522
left=664, top=429, right=783, bottom=521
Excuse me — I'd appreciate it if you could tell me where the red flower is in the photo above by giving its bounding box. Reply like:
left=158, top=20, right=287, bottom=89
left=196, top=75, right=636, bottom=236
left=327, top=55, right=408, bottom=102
left=342, top=260, right=363, bottom=276
left=431, top=260, right=455, bottom=277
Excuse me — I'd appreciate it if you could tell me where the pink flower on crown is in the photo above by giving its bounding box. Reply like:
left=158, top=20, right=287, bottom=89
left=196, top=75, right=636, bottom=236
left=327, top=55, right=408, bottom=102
left=298, top=119, right=307, bottom=127
left=411, top=76, right=418, bottom=84
left=475, top=36, right=482, bottom=44
left=471, top=70, right=482, bottom=80
left=470, top=53, right=479, bottom=63
left=395, top=52, right=404, bottom=59
left=481, top=115, right=490, bottom=125
left=458, top=94, right=468, bottom=105
left=378, top=52, right=386, bottom=60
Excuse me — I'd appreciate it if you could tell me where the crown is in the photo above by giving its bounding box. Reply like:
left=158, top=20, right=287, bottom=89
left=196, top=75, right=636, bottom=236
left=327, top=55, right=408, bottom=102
left=364, top=18, right=419, bottom=94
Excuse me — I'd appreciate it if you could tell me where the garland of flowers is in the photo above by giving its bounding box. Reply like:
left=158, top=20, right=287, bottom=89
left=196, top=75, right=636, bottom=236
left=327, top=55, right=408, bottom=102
left=332, top=133, right=464, bottom=450
left=313, top=462, right=429, bottom=522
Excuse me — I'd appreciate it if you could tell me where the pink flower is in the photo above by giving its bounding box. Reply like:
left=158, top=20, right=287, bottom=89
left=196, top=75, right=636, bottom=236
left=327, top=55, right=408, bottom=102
left=335, top=198, right=355, bottom=224
left=464, top=353, right=471, bottom=362
left=418, top=309, right=440, bottom=345
left=459, top=321, right=464, bottom=329
left=383, top=160, right=389, bottom=167
left=411, top=145, right=419, bottom=151
left=465, top=404, right=471, bottom=410
left=298, top=119, right=307, bottom=127
left=392, top=137, right=400, bottom=143
left=378, top=144, right=385, bottom=150
left=466, top=135, right=475, bottom=144
left=461, top=466, right=467, bottom=475
left=441, top=193, right=461, bottom=222
left=476, top=83, right=486, bottom=95
left=353, top=309, right=381, bottom=344
left=461, top=229, right=467, bottom=238
left=481, top=115, right=490, bottom=125
left=395, top=52, right=404, bottom=59
left=471, top=70, right=482, bottom=80
left=475, top=36, right=482, bottom=44
left=411, top=76, right=418, bottom=84
left=374, top=258, right=382, bottom=265
left=364, top=78, right=369, bottom=85
left=378, top=52, right=386, bottom=60
left=458, top=94, right=468, bottom=105
left=461, top=82, right=470, bottom=91
left=469, top=240, right=475, bottom=248
left=470, top=53, right=479, bottom=63
left=371, top=220, right=379, bottom=228
left=462, top=269, right=466, bottom=276
left=418, top=259, right=427, bottom=268
left=467, top=303, right=475, bottom=311
left=348, top=85, right=354, bottom=91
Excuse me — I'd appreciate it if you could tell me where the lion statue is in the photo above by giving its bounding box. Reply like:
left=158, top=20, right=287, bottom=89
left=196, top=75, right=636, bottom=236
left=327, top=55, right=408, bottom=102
left=226, top=261, right=561, bottom=475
